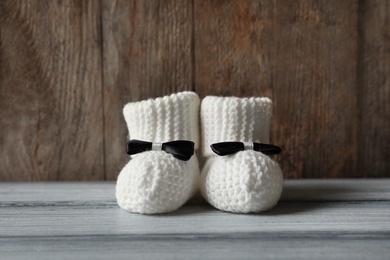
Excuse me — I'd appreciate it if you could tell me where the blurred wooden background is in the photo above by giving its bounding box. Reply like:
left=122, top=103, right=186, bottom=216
left=0, top=0, right=389, bottom=181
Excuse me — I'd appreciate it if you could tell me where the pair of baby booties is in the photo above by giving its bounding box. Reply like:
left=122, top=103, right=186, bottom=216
left=116, top=92, right=283, bottom=214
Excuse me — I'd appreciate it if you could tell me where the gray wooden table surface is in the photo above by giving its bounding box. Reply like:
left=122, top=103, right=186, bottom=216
left=1, top=180, right=389, bottom=259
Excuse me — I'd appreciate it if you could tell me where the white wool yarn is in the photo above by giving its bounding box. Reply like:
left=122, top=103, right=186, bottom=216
left=122, top=92, right=200, bottom=149
left=200, top=96, right=283, bottom=213
left=116, top=92, right=200, bottom=214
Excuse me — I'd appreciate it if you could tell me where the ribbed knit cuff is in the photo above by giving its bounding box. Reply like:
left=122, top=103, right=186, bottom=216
left=201, top=96, right=272, bottom=157
left=123, top=92, right=200, bottom=149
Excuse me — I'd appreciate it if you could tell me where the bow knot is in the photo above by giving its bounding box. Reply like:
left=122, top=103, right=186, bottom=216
left=211, top=142, right=281, bottom=156
left=126, top=139, right=195, bottom=161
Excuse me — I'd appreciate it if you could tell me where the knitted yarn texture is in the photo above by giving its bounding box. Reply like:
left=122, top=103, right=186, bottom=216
left=116, top=92, right=200, bottom=214
left=200, top=96, right=283, bottom=213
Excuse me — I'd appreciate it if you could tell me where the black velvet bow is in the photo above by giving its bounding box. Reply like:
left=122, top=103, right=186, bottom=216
left=126, top=139, right=195, bottom=161
left=210, top=142, right=281, bottom=156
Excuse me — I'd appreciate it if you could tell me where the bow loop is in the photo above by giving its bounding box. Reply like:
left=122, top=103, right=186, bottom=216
left=162, top=141, right=195, bottom=161
left=126, top=140, right=152, bottom=155
left=126, top=139, right=194, bottom=161
left=210, top=142, right=281, bottom=156
left=210, top=142, right=245, bottom=156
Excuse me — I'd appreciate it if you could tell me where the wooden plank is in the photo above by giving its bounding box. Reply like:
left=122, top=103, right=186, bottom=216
left=358, top=0, right=390, bottom=177
left=194, top=0, right=274, bottom=98
left=0, top=182, right=115, bottom=202
left=0, top=0, right=104, bottom=180
left=272, top=0, right=359, bottom=178
left=1, top=179, right=390, bottom=202
left=1, top=201, right=390, bottom=236
left=281, top=179, right=390, bottom=201
left=101, top=0, right=194, bottom=180
left=0, top=180, right=389, bottom=237
left=0, top=180, right=389, bottom=259
left=1, top=236, right=389, bottom=260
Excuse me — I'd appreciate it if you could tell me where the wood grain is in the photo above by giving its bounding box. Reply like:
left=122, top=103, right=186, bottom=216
left=0, top=180, right=389, bottom=259
left=358, top=0, right=390, bottom=177
left=0, top=0, right=104, bottom=180
left=0, top=0, right=389, bottom=180
left=272, top=0, right=359, bottom=178
left=194, top=0, right=274, bottom=98
left=193, top=1, right=365, bottom=179
left=101, top=0, right=194, bottom=180
left=1, top=237, right=389, bottom=260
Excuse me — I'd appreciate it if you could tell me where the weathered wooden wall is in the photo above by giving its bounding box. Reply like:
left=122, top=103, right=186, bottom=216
left=0, top=0, right=389, bottom=180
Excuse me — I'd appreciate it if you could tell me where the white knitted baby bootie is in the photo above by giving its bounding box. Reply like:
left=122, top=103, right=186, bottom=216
left=116, top=92, right=200, bottom=214
left=200, top=96, right=283, bottom=213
